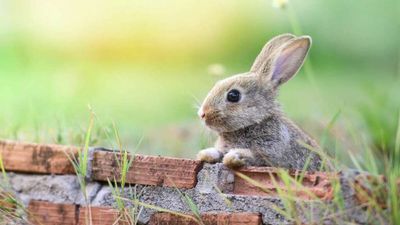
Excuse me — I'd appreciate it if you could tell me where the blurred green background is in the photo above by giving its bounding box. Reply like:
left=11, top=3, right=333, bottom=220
left=0, top=0, right=399, bottom=162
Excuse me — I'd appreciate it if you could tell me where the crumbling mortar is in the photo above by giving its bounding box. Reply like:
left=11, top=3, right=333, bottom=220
left=83, top=147, right=97, bottom=181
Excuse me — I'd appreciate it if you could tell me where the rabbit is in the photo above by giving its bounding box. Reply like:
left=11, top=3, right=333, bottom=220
left=196, top=33, right=322, bottom=171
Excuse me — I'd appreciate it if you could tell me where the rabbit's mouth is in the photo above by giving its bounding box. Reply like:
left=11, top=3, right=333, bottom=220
left=198, top=107, right=233, bottom=132
left=205, top=113, right=260, bottom=133
left=204, top=113, right=235, bottom=133
left=204, top=113, right=223, bottom=126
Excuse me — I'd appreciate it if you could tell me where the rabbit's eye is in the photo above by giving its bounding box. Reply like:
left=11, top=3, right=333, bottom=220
left=227, top=89, right=241, bottom=103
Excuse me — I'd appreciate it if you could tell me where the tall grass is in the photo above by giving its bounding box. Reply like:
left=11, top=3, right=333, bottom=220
left=105, top=123, right=140, bottom=225
left=65, top=108, right=95, bottom=225
left=0, top=149, right=28, bottom=224
left=0, top=1, right=398, bottom=224
left=270, top=1, right=400, bottom=222
left=118, top=192, right=204, bottom=225
left=0, top=152, right=8, bottom=184
left=388, top=112, right=400, bottom=224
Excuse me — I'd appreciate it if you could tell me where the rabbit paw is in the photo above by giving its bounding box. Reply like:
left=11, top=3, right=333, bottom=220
left=223, top=150, right=246, bottom=168
left=197, top=148, right=222, bottom=163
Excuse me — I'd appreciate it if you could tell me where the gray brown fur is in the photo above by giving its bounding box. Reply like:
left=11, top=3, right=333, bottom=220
left=197, top=33, right=321, bottom=171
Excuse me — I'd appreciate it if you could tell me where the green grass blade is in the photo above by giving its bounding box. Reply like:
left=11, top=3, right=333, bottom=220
left=0, top=152, right=9, bottom=185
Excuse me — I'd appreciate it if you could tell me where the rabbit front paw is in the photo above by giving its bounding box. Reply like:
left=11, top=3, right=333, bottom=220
left=223, top=150, right=246, bottom=168
left=197, top=148, right=223, bottom=163
left=223, top=148, right=255, bottom=169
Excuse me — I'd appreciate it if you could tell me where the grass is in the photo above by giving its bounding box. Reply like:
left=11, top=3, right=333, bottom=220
left=0, top=65, right=398, bottom=159
left=65, top=108, right=95, bottom=225
left=105, top=123, right=141, bottom=225
left=0, top=65, right=398, bottom=225
left=118, top=187, right=205, bottom=225
left=0, top=156, right=28, bottom=224
left=0, top=80, right=399, bottom=224
left=0, top=0, right=399, bottom=223
left=0, top=153, right=8, bottom=185
left=68, top=109, right=145, bottom=225
left=231, top=98, right=399, bottom=224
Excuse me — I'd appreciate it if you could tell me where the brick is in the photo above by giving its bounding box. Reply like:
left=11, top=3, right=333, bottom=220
left=78, top=206, right=129, bottom=225
left=0, top=140, right=78, bottom=174
left=233, top=167, right=334, bottom=200
left=28, top=200, right=77, bottom=225
left=92, top=151, right=203, bottom=189
left=149, top=212, right=262, bottom=225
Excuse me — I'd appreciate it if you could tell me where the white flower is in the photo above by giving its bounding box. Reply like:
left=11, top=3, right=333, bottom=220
left=207, top=64, right=226, bottom=76
left=272, top=0, right=289, bottom=9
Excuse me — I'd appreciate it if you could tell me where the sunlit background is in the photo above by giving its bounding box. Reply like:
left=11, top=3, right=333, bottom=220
left=0, top=0, right=399, bottom=162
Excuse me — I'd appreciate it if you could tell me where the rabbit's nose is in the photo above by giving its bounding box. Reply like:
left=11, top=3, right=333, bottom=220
left=198, top=109, right=206, bottom=119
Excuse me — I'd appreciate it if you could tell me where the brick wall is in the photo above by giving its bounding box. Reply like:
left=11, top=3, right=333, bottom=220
left=0, top=140, right=389, bottom=225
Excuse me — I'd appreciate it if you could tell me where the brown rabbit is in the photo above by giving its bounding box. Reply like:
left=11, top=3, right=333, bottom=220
left=197, top=33, right=321, bottom=171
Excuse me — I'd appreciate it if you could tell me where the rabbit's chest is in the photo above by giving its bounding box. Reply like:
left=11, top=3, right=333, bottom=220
left=218, top=128, right=276, bottom=151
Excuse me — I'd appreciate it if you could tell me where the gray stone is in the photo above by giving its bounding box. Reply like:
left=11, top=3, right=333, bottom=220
left=8, top=173, right=81, bottom=205
left=196, top=163, right=235, bottom=194
left=74, top=181, right=103, bottom=205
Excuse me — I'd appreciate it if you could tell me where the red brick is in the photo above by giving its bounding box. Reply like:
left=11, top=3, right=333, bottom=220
left=233, top=167, right=334, bottom=200
left=92, top=151, right=203, bottom=189
left=149, top=212, right=262, bottom=225
left=28, top=200, right=77, bottom=225
left=0, top=140, right=78, bottom=174
left=78, top=206, right=129, bottom=225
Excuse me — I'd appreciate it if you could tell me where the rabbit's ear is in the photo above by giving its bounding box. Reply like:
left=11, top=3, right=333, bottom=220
left=268, top=36, right=311, bottom=87
left=250, top=33, right=295, bottom=73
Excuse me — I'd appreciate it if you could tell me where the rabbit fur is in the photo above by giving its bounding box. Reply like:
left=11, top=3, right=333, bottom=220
left=197, top=33, right=321, bottom=171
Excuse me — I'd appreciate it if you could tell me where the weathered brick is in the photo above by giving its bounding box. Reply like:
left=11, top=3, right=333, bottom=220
left=0, top=140, right=78, bottom=174
left=91, top=151, right=203, bottom=189
left=78, top=206, right=129, bottom=225
left=233, top=167, right=334, bottom=200
left=28, top=200, right=77, bottom=225
left=149, top=212, right=262, bottom=225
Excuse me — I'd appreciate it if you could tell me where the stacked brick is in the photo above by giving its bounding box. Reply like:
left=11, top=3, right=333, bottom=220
left=26, top=200, right=262, bottom=225
left=0, top=140, right=389, bottom=225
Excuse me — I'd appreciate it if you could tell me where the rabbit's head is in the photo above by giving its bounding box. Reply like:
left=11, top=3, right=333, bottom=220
left=198, top=34, right=311, bottom=133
